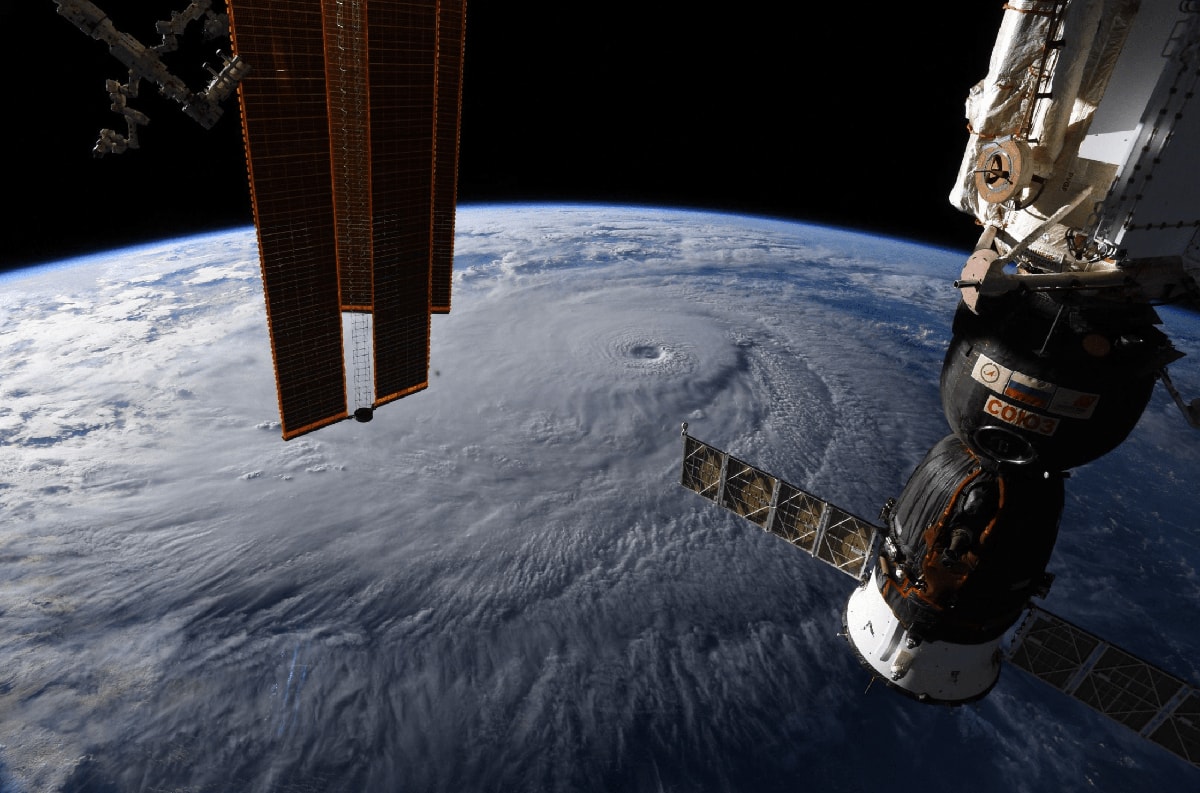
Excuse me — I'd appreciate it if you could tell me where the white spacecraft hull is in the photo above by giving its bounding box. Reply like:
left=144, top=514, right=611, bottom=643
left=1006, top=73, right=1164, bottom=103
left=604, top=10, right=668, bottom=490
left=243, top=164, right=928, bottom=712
left=843, top=569, right=1004, bottom=704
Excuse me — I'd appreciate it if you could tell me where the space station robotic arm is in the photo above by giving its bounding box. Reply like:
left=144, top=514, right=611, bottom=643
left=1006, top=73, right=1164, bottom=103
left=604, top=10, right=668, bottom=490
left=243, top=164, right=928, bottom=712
left=951, top=0, right=1200, bottom=307
left=52, top=0, right=248, bottom=155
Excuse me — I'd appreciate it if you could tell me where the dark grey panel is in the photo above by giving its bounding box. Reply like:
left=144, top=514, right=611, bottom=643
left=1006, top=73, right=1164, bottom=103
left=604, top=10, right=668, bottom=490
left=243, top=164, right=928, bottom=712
left=1074, top=645, right=1185, bottom=733
left=768, top=480, right=823, bottom=552
left=721, top=457, right=776, bottom=527
left=681, top=435, right=724, bottom=501
left=1007, top=606, right=1199, bottom=769
left=1007, top=607, right=1100, bottom=690
left=1149, top=689, right=1200, bottom=767
left=814, top=506, right=875, bottom=579
left=678, top=430, right=878, bottom=580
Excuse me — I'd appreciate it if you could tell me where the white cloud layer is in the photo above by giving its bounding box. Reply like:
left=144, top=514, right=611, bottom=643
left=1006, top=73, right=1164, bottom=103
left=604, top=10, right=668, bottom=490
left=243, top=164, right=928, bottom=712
left=1, top=205, right=1197, bottom=791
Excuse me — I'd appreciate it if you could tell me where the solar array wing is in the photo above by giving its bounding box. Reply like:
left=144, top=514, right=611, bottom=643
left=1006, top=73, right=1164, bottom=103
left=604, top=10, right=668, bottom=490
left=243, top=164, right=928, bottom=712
left=228, top=0, right=467, bottom=438
left=1007, top=605, right=1200, bottom=769
left=721, top=456, right=775, bottom=527
left=432, top=0, right=466, bottom=314
left=815, top=506, right=878, bottom=578
left=680, top=435, right=724, bottom=501
left=227, top=0, right=348, bottom=439
left=679, top=428, right=879, bottom=580
left=367, top=1, right=438, bottom=407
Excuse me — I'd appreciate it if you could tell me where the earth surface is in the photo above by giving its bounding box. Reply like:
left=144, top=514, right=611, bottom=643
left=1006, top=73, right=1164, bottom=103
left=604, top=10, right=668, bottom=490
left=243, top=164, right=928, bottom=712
left=2, top=204, right=1198, bottom=792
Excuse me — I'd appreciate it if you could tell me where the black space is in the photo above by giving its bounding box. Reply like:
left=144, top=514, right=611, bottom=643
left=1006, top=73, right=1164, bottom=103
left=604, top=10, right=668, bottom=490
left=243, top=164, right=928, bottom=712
left=5, top=2, right=1003, bottom=274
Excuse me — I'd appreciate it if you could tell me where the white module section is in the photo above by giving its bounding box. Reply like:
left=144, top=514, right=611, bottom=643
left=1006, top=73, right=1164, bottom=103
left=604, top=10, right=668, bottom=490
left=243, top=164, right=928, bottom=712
left=842, top=570, right=1003, bottom=703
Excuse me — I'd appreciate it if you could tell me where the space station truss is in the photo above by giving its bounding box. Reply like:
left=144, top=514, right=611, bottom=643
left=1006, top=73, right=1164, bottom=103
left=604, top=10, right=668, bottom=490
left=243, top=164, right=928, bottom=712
left=679, top=429, right=879, bottom=580
left=227, top=0, right=467, bottom=439
left=1007, top=605, right=1200, bottom=769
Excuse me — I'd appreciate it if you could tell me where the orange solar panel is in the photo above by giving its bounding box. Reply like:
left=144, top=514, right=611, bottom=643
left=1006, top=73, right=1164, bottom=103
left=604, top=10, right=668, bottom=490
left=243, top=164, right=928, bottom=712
left=228, top=0, right=348, bottom=440
left=368, top=0, right=438, bottom=406
left=227, top=0, right=465, bottom=438
left=432, top=0, right=466, bottom=314
left=323, top=0, right=373, bottom=312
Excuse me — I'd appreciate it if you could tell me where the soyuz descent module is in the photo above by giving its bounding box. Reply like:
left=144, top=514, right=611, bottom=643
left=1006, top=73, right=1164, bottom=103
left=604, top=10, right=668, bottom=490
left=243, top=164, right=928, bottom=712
left=682, top=0, right=1200, bottom=770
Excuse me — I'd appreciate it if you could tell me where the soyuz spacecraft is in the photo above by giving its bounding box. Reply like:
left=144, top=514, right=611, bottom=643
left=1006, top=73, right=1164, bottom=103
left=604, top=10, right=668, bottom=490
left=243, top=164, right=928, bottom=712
left=682, top=0, right=1200, bottom=770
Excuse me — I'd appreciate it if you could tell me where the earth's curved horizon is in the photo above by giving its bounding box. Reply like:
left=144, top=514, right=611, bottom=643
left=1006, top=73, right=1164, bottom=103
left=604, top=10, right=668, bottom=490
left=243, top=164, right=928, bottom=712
left=1, top=203, right=1197, bottom=791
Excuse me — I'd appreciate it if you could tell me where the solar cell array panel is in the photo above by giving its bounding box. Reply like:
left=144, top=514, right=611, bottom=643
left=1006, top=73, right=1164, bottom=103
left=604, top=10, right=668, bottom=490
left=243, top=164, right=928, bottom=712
left=228, top=0, right=348, bottom=439
left=721, top=457, right=775, bottom=527
left=680, top=431, right=879, bottom=580
left=368, top=0, right=438, bottom=406
left=816, top=506, right=878, bottom=576
left=772, top=481, right=824, bottom=552
left=432, top=0, right=466, bottom=313
left=1007, top=605, right=1200, bottom=768
left=228, top=1, right=466, bottom=437
left=323, top=0, right=373, bottom=312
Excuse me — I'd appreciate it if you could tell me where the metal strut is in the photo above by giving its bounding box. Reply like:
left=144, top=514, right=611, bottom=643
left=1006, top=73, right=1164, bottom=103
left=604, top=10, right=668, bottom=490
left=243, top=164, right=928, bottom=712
left=350, top=311, right=374, bottom=421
